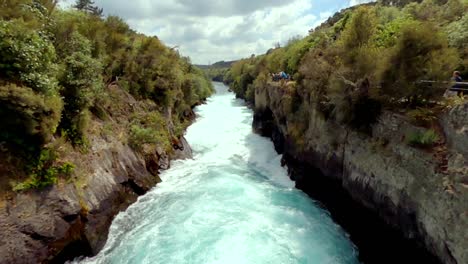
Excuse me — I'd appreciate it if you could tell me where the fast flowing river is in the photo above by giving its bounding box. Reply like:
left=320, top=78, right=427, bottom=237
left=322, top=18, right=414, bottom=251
left=78, top=82, right=360, bottom=264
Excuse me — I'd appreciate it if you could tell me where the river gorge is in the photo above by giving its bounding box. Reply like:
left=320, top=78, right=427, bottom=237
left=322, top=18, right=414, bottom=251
left=2, top=1, right=467, bottom=263
left=74, top=82, right=360, bottom=264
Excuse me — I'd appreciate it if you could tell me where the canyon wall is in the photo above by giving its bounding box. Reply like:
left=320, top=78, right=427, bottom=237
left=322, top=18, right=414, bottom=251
left=252, top=82, right=467, bottom=264
left=0, top=85, right=194, bottom=264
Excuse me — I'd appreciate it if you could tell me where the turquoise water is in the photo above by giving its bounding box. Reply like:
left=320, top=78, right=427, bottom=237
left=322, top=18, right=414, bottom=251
left=78, top=82, right=359, bottom=264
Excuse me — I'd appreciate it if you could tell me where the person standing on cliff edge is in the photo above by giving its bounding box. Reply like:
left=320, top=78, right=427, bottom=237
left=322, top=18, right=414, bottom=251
left=453, top=71, right=462, bottom=83
left=452, top=71, right=464, bottom=96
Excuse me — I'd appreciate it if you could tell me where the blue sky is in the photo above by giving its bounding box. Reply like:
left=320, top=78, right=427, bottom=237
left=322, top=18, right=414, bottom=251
left=61, top=0, right=373, bottom=64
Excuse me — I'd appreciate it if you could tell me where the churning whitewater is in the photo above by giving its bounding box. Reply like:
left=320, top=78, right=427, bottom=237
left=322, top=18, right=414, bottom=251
left=77, top=82, right=360, bottom=264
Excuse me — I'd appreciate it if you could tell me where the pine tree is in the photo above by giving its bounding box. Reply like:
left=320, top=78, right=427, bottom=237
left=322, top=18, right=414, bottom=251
left=73, top=0, right=93, bottom=10
left=73, top=0, right=103, bottom=16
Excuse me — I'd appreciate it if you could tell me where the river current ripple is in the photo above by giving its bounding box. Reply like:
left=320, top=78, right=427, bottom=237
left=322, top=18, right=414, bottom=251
left=76, top=82, right=359, bottom=264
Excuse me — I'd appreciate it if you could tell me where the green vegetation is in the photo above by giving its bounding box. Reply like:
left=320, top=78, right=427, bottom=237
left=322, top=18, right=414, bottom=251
left=205, top=67, right=231, bottom=82
left=407, top=129, right=440, bottom=147
left=406, top=108, right=438, bottom=127
left=0, top=0, right=213, bottom=190
left=227, top=0, right=467, bottom=135
left=13, top=149, right=75, bottom=191
left=129, top=112, right=171, bottom=153
left=201, top=61, right=238, bottom=83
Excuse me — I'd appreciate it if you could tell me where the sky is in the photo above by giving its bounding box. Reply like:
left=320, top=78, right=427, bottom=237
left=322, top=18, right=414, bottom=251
left=60, top=0, right=374, bottom=64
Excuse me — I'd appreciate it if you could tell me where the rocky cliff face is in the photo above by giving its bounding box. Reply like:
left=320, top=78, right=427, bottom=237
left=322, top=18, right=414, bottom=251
left=253, top=82, right=467, bottom=264
left=0, top=85, right=194, bottom=263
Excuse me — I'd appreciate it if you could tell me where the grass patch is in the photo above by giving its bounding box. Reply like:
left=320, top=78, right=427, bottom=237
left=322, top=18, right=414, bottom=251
left=407, top=129, right=439, bottom=148
left=13, top=149, right=75, bottom=192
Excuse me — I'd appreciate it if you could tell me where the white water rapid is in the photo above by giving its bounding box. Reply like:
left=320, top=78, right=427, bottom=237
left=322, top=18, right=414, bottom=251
left=77, top=82, right=359, bottom=264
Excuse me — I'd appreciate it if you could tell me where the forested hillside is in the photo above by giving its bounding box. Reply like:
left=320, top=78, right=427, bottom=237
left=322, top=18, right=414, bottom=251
left=0, top=0, right=213, bottom=191
left=226, top=0, right=467, bottom=133
left=199, top=60, right=238, bottom=82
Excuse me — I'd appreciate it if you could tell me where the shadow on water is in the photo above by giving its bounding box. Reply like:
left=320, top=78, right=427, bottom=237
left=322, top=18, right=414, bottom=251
left=290, top=162, right=442, bottom=264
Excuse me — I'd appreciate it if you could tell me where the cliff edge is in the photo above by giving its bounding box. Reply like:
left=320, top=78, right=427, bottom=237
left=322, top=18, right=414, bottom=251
left=0, top=84, right=194, bottom=263
left=253, top=82, right=467, bottom=264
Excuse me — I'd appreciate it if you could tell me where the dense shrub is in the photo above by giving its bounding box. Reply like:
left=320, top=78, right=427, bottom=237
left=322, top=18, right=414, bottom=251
left=282, top=36, right=315, bottom=74
left=374, top=16, right=414, bottom=48
left=183, top=73, right=213, bottom=105
left=14, top=148, right=75, bottom=191
left=446, top=13, right=468, bottom=75
left=129, top=112, right=171, bottom=152
left=379, top=21, right=458, bottom=105
left=265, top=48, right=287, bottom=73
left=337, top=6, right=380, bottom=80
left=340, top=7, right=377, bottom=55
left=0, top=20, right=58, bottom=95
left=0, top=83, right=62, bottom=146
left=58, top=31, right=103, bottom=145
left=205, top=67, right=230, bottom=82
left=228, top=58, right=259, bottom=100
left=0, top=0, right=213, bottom=190
left=446, top=13, right=468, bottom=51
left=0, top=0, right=58, bottom=26
left=300, top=47, right=334, bottom=102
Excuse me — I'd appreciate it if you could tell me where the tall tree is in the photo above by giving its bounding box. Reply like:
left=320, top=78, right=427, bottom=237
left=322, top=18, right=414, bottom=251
left=73, top=0, right=103, bottom=16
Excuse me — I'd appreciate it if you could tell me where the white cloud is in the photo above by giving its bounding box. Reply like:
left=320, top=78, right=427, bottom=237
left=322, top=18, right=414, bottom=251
left=58, top=0, right=373, bottom=64
left=349, top=0, right=375, bottom=6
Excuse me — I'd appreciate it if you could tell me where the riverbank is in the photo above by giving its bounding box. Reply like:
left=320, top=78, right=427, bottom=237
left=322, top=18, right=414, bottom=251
left=0, top=83, right=195, bottom=264
left=249, top=81, right=467, bottom=264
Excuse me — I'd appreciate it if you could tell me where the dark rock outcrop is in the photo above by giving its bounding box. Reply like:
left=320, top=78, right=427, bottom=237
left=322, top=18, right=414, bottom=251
left=252, top=82, right=467, bottom=264
left=0, top=134, right=192, bottom=263
left=0, top=82, right=196, bottom=264
left=171, top=136, right=193, bottom=160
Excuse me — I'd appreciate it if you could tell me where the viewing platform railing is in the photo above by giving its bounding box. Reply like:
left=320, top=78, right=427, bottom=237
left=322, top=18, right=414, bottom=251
left=417, top=80, right=468, bottom=93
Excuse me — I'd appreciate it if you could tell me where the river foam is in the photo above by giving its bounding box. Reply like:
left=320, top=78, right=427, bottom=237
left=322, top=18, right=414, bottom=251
left=76, top=82, right=359, bottom=264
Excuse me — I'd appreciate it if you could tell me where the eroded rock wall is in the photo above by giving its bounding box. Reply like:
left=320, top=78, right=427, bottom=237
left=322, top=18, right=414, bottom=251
left=253, top=82, right=468, bottom=264
left=0, top=134, right=192, bottom=264
left=0, top=85, right=194, bottom=263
